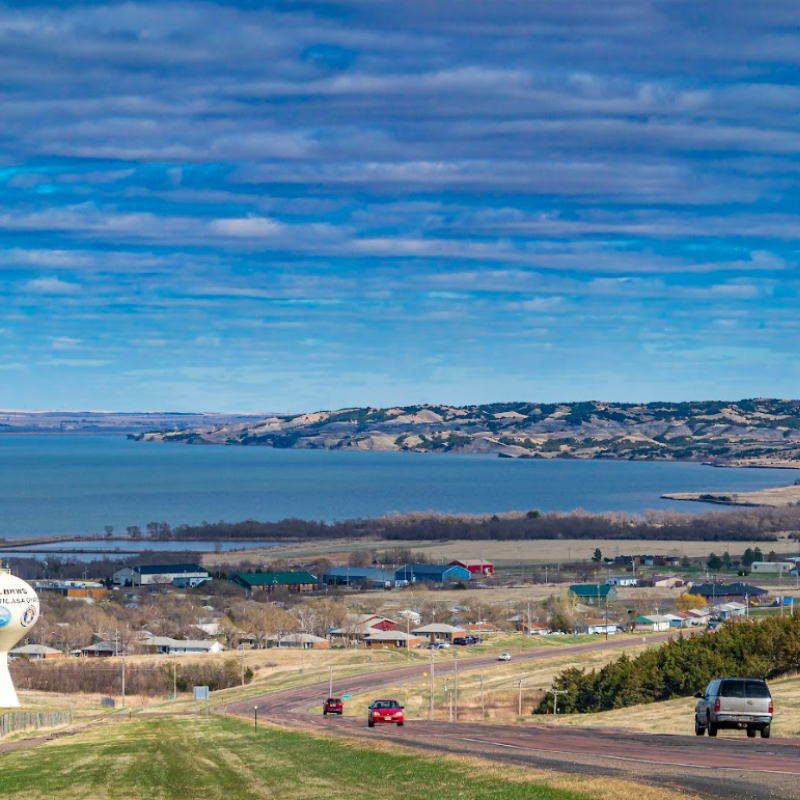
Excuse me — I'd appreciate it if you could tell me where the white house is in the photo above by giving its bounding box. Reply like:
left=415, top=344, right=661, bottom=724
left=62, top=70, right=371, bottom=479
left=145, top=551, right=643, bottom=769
left=717, top=602, right=747, bottom=620
left=605, top=576, right=639, bottom=587
left=635, top=614, right=671, bottom=632
left=112, top=563, right=209, bottom=587
left=751, top=561, right=794, bottom=575
left=140, top=636, right=224, bottom=655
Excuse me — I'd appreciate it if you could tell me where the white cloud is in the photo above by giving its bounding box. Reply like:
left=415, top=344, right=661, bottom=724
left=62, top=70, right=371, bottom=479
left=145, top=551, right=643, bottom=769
left=209, top=217, right=281, bottom=237
left=24, top=277, right=81, bottom=294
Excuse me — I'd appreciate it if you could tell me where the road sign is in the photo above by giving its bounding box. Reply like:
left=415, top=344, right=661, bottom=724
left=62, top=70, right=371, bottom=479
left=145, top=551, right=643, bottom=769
left=193, top=686, right=209, bottom=701
left=341, top=694, right=352, bottom=699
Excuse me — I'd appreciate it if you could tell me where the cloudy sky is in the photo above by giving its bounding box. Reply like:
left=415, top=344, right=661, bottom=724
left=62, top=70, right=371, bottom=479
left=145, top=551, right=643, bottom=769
left=1, top=1, right=799, bottom=412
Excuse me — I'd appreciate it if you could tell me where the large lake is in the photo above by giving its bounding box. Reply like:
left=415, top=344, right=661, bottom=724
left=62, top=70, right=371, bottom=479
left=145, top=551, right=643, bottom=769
left=0, top=435, right=793, bottom=539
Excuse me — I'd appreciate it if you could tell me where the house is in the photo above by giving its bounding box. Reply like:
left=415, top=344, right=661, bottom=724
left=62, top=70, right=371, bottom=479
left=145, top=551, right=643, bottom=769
left=605, top=576, right=638, bottom=587
left=412, top=623, right=466, bottom=643
left=264, top=633, right=329, bottom=649
left=395, top=564, right=471, bottom=583
left=332, top=614, right=397, bottom=642
left=112, top=563, right=209, bottom=587
left=172, top=576, right=211, bottom=589
left=229, top=571, right=319, bottom=593
left=396, top=609, right=422, bottom=625
left=639, top=576, right=685, bottom=589
left=363, top=631, right=421, bottom=649
left=684, top=609, right=710, bottom=626
left=9, top=644, right=62, bottom=659
left=449, top=559, right=494, bottom=577
left=568, top=585, right=618, bottom=604
left=663, top=613, right=686, bottom=628
left=751, top=561, right=795, bottom=575
left=32, top=580, right=109, bottom=601
left=614, top=554, right=681, bottom=568
left=322, top=567, right=397, bottom=588
left=140, top=636, right=224, bottom=655
left=717, top=602, right=747, bottom=620
left=691, top=583, right=768, bottom=604
left=80, top=641, right=119, bottom=657
left=634, top=615, right=671, bottom=632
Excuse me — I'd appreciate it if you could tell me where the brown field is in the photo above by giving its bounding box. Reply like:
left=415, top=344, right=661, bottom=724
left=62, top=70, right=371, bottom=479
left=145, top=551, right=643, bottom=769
left=203, top=535, right=800, bottom=568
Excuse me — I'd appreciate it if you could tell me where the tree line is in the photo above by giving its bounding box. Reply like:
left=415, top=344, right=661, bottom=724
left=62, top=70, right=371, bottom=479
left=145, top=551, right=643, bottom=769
left=124, top=503, right=800, bottom=543
left=535, top=616, right=800, bottom=715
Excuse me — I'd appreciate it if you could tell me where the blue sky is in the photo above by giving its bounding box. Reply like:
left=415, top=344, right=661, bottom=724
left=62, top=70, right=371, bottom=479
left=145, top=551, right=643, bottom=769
left=1, top=1, right=799, bottom=412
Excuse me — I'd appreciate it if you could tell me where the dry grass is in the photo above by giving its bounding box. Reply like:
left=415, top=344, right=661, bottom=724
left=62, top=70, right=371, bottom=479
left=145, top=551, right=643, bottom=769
left=324, top=642, right=654, bottom=723
left=204, top=534, right=800, bottom=568
left=558, top=672, right=800, bottom=738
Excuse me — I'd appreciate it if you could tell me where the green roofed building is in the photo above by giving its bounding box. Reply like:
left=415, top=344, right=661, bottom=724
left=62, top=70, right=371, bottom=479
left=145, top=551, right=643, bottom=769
left=568, top=584, right=618, bottom=604
left=229, top=571, right=319, bottom=593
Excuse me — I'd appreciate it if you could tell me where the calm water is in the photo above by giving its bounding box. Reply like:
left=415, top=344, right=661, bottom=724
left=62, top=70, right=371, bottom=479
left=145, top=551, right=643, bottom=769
left=0, top=435, right=794, bottom=538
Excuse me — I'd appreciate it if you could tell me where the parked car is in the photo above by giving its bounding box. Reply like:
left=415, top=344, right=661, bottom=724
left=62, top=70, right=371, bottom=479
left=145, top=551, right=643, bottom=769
left=694, top=678, right=773, bottom=738
left=323, top=697, right=343, bottom=715
left=498, top=652, right=511, bottom=661
left=368, top=699, right=404, bottom=727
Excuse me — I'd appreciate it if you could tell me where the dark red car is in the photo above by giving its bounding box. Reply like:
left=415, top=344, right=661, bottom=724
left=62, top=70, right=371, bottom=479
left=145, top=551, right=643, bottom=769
left=368, top=699, right=404, bottom=727
left=323, top=697, right=343, bottom=715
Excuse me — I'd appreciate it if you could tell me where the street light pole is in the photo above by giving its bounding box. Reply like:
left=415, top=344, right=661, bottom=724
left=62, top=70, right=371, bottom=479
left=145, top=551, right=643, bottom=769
left=518, top=680, right=522, bottom=717
left=254, top=705, right=258, bottom=731
left=329, top=665, right=333, bottom=697
left=480, top=676, right=485, bottom=721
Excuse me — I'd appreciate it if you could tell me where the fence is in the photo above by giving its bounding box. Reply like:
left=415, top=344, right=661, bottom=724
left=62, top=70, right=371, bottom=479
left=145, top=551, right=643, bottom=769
left=0, top=710, right=73, bottom=737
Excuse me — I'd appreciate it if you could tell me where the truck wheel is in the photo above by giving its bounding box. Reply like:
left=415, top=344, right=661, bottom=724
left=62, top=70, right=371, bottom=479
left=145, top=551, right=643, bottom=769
left=708, top=720, right=718, bottom=737
left=761, top=725, right=771, bottom=739
left=695, top=720, right=705, bottom=736
left=747, top=727, right=756, bottom=738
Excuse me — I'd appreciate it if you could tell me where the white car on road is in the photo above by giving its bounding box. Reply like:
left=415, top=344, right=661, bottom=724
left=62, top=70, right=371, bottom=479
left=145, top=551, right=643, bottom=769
left=498, top=652, right=512, bottom=661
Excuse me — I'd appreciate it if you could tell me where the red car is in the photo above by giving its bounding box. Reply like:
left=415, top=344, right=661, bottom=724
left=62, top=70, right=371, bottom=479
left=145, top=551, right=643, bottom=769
left=323, top=697, right=343, bottom=715
left=368, top=699, right=404, bottom=727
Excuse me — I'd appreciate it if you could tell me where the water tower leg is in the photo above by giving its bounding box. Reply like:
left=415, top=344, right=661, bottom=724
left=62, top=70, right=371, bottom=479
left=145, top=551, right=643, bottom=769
left=0, top=653, right=20, bottom=708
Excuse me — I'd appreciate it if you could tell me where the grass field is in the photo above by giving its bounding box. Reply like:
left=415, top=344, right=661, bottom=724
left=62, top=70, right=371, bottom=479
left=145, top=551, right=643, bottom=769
left=0, top=715, right=694, bottom=800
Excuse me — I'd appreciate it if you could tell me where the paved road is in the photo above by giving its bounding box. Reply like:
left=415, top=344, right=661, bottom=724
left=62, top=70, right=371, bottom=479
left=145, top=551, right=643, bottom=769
left=228, top=635, right=800, bottom=799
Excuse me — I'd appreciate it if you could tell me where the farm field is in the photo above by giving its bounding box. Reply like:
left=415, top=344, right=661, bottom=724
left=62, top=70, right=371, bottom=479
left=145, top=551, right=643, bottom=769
left=203, top=535, right=800, bottom=568
left=0, top=715, right=693, bottom=800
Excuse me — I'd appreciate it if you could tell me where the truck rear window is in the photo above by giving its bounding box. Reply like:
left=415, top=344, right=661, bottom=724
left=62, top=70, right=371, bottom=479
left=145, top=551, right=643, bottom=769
left=720, top=679, right=770, bottom=698
left=744, top=680, right=771, bottom=699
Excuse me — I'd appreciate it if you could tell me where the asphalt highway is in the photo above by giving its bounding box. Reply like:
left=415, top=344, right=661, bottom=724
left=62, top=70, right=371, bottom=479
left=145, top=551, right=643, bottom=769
left=228, top=635, right=800, bottom=799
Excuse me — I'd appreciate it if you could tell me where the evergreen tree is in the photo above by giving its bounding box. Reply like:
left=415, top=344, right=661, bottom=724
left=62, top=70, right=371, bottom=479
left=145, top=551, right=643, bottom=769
left=592, top=548, right=602, bottom=563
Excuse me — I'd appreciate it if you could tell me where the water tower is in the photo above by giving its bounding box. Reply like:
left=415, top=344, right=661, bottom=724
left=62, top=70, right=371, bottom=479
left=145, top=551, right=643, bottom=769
left=0, top=566, right=40, bottom=708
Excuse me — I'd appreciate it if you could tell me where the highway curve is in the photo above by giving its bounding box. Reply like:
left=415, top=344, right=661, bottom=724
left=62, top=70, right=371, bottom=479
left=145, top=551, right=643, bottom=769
left=227, top=634, right=800, bottom=800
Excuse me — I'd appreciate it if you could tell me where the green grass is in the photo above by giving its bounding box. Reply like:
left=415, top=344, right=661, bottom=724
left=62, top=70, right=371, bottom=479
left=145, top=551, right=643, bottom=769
left=0, top=716, right=600, bottom=800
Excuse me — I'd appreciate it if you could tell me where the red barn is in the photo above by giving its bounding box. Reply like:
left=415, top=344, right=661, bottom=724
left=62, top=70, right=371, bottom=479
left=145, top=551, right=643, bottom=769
left=449, top=559, right=493, bottom=577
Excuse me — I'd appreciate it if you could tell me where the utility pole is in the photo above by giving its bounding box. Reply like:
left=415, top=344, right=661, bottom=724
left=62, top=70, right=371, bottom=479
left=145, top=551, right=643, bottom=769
left=241, top=645, right=246, bottom=687
left=548, top=688, right=568, bottom=719
left=429, top=647, right=435, bottom=720
left=453, top=650, right=458, bottom=723
left=121, top=651, right=126, bottom=709
left=329, top=665, right=333, bottom=697
left=518, top=680, right=523, bottom=717
left=173, top=658, right=177, bottom=699
left=480, top=676, right=485, bottom=721
left=254, top=705, right=258, bottom=732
